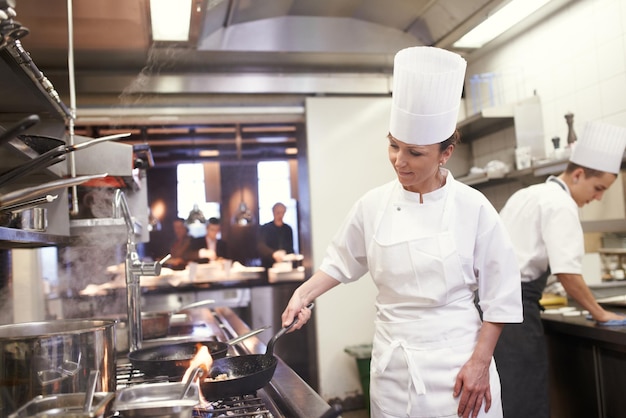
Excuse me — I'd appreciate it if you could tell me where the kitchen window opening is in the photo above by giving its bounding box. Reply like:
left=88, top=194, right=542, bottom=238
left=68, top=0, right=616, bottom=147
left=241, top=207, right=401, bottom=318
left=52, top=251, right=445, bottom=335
left=257, top=160, right=299, bottom=254
left=176, top=163, right=220, bottom=238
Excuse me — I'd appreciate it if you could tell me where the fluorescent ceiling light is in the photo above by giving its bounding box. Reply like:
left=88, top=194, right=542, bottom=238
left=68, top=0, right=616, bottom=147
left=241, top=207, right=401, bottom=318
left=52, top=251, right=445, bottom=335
left=150, top=0, right=192, bottom=41
left=453, top=0, right=551, bottom=49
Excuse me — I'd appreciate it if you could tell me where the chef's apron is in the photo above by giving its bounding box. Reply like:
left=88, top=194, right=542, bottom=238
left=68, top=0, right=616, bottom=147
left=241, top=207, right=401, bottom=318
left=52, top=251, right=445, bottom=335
left=368, top=180, right=502, bottom=418
left=493, top=272, right=549, bottom=418
left=494, top=175, right=564, bottom=418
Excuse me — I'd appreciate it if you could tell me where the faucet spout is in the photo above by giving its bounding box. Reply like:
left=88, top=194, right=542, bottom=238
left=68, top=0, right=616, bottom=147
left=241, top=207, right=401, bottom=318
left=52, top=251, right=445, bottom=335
left=114, top=188, right=144, bottom=352
left=113, top=189, right=135, bottom=243
left=115, top=189, right=170, bottom=351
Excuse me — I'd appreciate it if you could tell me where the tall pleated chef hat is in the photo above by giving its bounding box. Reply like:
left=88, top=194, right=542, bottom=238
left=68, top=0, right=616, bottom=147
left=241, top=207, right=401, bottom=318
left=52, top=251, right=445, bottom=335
left=389, top=46, right=467, bottom=145
left=569, top=121, right=626, bottom=174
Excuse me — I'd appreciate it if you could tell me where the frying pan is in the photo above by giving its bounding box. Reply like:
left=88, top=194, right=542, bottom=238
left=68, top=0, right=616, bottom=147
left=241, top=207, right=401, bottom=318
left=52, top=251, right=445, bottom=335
left=0, top=173, right=108, bottom=209
left=0, top=114, right=40, bottom=147
left=0, top=133, right=130, bottom=187
left=200, top=302, right=314, bottom=400
left=16, top=134, right=65, bottom=154
left=128, top=326, right=270, bottom=378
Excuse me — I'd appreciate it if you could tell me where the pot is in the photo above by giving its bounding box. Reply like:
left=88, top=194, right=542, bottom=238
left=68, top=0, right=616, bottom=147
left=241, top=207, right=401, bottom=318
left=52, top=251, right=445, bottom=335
left=8, top=207, right=48, bottom=231
left=0, top=319, right=117, bottom=417
left=200, top=303, right=313, bottom=400
left=128, top=326, right=269, bottom=378
left=141, top=299, right=217, bottom=340
left=0, top=133, right=130, bottom=187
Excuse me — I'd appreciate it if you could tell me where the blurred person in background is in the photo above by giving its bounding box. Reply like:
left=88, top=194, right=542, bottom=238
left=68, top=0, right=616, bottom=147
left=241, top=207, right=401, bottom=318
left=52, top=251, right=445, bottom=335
left=190, top=217, right=229, bottom=262
left=165, top=218, right=193, bottom=269
left=257, top=202, right=294, bottom=268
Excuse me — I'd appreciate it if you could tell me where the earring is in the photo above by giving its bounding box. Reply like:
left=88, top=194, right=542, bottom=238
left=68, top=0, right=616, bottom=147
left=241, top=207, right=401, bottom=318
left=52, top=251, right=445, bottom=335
left=439, top=162, right=443, bottom=166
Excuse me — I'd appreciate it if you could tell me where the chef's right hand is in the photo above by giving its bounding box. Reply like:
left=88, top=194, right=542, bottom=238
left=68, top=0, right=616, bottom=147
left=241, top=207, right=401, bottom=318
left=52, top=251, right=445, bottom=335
left=281, top=296, right=312, bottom=332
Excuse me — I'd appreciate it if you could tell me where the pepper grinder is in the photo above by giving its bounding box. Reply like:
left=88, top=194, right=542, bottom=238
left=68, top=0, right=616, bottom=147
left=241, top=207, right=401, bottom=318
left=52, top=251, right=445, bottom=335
left=564, top=112, right=577, bottom=145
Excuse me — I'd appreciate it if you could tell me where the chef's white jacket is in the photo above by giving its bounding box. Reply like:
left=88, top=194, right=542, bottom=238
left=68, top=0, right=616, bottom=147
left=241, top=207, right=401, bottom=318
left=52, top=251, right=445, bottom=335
left=499, top=177, right=583, bottom=282
left=320, top=173, right=522, bottom=324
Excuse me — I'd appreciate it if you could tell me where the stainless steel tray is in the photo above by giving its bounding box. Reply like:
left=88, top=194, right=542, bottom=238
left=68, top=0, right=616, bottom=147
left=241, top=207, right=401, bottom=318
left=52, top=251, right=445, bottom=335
left=114, top=382, right=199, bottom=417
left=9, top=392, right=115, bottom=418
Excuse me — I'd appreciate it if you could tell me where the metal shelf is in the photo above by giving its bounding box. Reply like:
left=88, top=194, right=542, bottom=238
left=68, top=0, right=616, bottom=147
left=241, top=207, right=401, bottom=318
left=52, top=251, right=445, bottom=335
left=0, top=226, right=71, bottom=248
left=0, top=41, right=72, bottom=248
left=457, top=167, right=535, bottom=186
left=457, top=104, right=514, bottom=142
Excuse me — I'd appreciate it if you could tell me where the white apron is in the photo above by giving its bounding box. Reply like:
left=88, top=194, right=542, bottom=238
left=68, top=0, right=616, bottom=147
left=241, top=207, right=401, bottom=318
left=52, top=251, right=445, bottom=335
left=368, top=181, right=502, bottom=418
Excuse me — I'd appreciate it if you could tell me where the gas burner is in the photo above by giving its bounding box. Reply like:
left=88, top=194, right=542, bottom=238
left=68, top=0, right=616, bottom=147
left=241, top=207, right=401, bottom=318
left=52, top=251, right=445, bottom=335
left=194, top=394, right=273, bottom=418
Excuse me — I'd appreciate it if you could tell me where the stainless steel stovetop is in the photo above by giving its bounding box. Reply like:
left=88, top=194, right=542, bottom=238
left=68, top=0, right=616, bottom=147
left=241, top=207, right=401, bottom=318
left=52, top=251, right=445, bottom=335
left=114, top=362, right=280, bottom=417
left=113, top=307, right=331, bottom=418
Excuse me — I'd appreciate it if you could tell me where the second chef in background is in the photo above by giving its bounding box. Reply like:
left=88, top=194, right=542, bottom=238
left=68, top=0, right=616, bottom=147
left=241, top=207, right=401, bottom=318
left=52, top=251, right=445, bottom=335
left=497, top=121, right=626, bottom=418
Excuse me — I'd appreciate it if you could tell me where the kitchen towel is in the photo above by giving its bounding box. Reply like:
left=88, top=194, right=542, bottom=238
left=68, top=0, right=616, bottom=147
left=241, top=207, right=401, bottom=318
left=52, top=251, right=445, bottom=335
left=586, top=314, right=626, bottom=326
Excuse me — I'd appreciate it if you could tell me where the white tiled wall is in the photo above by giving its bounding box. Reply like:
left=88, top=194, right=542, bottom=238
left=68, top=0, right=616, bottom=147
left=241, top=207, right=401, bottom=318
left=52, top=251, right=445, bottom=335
left=466, top=0, right=626, bottom=204
left=472, top=126, right=517, bottom=169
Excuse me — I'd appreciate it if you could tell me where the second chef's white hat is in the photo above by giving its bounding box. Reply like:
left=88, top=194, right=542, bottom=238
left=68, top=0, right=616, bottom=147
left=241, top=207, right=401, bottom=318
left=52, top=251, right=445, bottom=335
left=389, top=46, right=467, bottom=146
left=570, top=121, right=626, bottom=174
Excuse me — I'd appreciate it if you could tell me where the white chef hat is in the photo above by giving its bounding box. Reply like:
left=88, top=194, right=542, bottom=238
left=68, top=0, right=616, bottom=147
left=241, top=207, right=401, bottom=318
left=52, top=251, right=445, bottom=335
left=389, top=46, right=467, bottom=145
left=569, top=121, right=626, bottom=174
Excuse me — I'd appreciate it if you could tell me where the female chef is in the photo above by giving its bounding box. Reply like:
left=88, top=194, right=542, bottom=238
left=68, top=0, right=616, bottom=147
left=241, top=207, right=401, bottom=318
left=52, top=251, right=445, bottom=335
left=281, top=46, right=523, bottom=418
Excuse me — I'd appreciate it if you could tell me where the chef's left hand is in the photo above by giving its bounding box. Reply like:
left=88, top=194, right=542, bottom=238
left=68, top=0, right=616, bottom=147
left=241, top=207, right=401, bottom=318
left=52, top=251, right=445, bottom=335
left=453, top=356, right=491, bottom=418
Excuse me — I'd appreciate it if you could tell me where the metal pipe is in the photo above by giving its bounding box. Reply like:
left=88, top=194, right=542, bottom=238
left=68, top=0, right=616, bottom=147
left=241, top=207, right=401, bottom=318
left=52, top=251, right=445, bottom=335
left=67, top=0, right=80, bottom=215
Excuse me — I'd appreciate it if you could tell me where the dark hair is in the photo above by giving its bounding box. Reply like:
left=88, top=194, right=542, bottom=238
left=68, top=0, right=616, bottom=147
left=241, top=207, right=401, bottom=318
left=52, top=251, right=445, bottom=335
left=439, top=129, right=461, bottom=152
left=272, top=202, right=286, bottom=211
left=208, top=217, right=220, bottom=225
left=564, top=162, right=614, bottom=178
left=174, top=217, right=186, bottom=223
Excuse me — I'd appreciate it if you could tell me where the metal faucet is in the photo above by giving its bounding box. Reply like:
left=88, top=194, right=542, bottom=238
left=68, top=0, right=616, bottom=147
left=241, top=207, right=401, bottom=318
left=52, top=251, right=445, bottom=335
left=113, top=189, right=170, bottom=352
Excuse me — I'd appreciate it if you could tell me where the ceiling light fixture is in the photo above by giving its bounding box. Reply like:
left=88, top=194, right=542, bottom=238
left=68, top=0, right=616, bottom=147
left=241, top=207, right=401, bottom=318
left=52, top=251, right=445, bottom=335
left=149, top=0, right=192, bottom=42
left=453, top=0, right=551, bottom=49
left=199, top=149, right=220, bottom=157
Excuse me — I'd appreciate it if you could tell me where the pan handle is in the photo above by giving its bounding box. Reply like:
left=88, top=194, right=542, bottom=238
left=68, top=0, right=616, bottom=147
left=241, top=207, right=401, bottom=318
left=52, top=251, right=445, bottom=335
left=0, top=114, right=40, bottom=146
left=0, top=152, right=65, bottom=188
left=266, top=302, right=314, bottom=357
left=175, top=299, right=215, bottom=313
left=226, top=325, right=270, bottom=346
left=69, top=132, right=131, bottom=151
